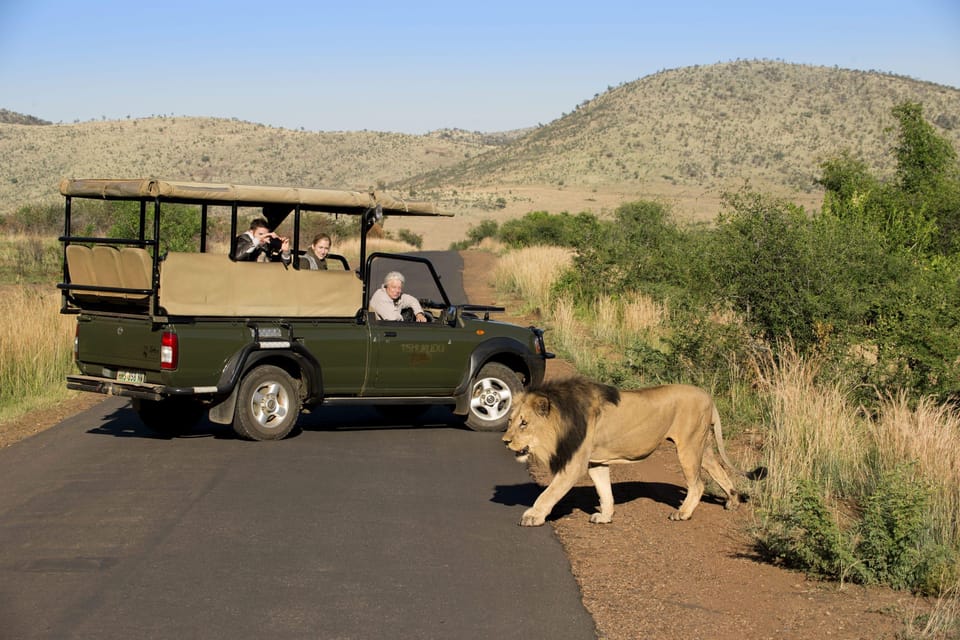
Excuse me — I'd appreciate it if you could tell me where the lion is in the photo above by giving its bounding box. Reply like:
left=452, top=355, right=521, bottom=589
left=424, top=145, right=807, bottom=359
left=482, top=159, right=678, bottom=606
left=502, top=377, right=758, bottom=526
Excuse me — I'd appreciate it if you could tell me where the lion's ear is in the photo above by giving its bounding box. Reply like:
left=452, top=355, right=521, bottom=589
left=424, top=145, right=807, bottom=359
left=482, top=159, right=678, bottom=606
left=532, top=395, right=551, bottom=417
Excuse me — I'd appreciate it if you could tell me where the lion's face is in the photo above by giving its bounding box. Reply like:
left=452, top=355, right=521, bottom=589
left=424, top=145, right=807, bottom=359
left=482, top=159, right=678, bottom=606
left=502, top=394, right=552, bottom=464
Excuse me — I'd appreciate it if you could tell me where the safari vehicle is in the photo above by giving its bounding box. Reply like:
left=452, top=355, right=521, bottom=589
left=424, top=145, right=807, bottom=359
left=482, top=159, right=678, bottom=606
left=57, top=178, right=552, bottom=440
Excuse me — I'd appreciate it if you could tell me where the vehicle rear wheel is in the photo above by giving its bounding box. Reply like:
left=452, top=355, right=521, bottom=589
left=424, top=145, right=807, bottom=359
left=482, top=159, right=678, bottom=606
left=232, top=365, right=301, bottom=441
left=465, top=362, right=522, bottom=432
left=134, top=397, right=205, bottom=436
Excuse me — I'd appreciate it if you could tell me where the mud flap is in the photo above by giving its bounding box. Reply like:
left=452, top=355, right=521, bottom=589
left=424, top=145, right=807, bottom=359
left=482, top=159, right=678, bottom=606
left=207, top=386, right=239, bottom=425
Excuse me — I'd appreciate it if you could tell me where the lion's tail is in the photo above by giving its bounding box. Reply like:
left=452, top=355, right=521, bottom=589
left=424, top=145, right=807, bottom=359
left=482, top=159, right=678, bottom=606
left=711, top=405, right=768, bottom=481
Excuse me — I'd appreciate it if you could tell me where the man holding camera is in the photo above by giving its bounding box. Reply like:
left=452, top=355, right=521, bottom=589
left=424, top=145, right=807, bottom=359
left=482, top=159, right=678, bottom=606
left=234, top=218, right=292, bottom=265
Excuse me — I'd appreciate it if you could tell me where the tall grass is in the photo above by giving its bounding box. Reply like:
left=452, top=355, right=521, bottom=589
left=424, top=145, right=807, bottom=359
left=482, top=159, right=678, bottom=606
left=0, top=234, right=63, bottom=283
left=753, top=344, right=871, bottom=510
left=492, top=246, right=574, bottom=312
left=873, top=392, right=960, bottom=554
left=0, top=285, right=76, bottom=423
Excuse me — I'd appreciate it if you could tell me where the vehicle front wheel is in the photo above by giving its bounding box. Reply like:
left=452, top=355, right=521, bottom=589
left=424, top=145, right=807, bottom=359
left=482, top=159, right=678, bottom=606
left=133, top=397, right=205, bottom=436
left=232, top=365, right=301, bottom=441
left=465, top=362, right=522, bottom=432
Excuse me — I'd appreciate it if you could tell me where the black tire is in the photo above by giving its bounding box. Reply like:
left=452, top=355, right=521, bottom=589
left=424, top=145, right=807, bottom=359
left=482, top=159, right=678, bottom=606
left=232, top=365, right=301, bottom=441
left=465, top=362, right=522, bottom=432
left=133, top=397, right=205, bottom=436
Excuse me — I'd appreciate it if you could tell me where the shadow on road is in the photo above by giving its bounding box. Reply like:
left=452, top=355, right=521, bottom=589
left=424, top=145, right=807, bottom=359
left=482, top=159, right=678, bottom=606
left=490, top=480, right=727, bottom=521
left=85, top=403, right=471, bottom=440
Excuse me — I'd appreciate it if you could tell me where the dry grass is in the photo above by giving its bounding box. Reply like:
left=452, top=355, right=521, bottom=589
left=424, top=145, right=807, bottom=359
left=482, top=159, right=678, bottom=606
left=333, top=236, right=418, bottom=268
left=0, top=233, right=62, bottom=283
left=873, top=392, right=960, bottom=550
left=594, top=292, right=668, bottom=345
left=752, top=344, right=871, bottom=510
left=752, top=344, right=960, bottom=555
left=491, top=246, right=574, bottom=312
left=0, top=285, right=76, bottom=422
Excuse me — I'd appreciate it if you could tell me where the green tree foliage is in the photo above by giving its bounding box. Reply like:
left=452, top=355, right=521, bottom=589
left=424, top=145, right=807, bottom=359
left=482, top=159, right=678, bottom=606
left=707, top=191, right=821, bottom=346
left=891, top=101, right=960, bottom=254
left=819, top=152, right=936, bottom=252
left=557, top=201, right=691, bottom=302
left=498, top=210, right=600, bottom=249
left=108, top=201, right=203, bottom=253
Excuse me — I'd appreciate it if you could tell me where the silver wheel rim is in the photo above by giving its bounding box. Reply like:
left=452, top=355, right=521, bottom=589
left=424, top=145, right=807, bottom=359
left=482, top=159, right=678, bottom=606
left=249, top=381, right=289, bottom=429
left=469, top=376, right=512, bottom=422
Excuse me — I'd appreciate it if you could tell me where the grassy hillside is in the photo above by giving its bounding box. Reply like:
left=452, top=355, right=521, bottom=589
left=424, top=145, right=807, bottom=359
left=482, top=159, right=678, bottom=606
left=3, top=60, right=959, bottom=247
left=0, top=118, right=499, bottom=212
left=408, top=60, right=960, bottom=204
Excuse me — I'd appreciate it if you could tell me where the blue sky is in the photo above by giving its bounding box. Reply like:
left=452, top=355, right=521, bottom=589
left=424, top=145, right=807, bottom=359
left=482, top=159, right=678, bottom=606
left=1, top=0, right=958, bottom=134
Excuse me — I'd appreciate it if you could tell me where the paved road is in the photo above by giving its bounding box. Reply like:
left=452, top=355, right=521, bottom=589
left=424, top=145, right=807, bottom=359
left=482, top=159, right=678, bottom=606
left=0, top=253, right=597, bottom=640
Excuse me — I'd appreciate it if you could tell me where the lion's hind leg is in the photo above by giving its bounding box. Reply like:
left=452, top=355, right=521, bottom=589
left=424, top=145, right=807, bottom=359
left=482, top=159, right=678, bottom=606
left=587, top=463, right=614, bottom=524
left=701, top=447, right=740, bottom=511
left=671, top=441, right=706, bottom=521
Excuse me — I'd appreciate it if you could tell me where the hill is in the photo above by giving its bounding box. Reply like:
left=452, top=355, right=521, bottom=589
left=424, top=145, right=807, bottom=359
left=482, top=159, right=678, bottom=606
left=406, top=60, right=960, bottom=226
left=0, top=109, right=51, bottom=126
left=0, top=117, right=498, bottom=211
left=3, top=60, right=959, bottom=248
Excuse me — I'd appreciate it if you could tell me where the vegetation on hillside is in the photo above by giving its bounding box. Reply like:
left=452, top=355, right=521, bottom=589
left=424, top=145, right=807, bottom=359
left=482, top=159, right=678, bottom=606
left=0, top=108, right=51, bottom=126
left=473, top=101, right=960, bottom=597
left=4, top=61, right=960, bottom=227
left=410, top=60, right=960, bottom=195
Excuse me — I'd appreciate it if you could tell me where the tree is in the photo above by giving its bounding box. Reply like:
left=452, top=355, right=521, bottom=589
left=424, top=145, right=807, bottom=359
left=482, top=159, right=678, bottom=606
left=891, top=101, right=960, bottom=253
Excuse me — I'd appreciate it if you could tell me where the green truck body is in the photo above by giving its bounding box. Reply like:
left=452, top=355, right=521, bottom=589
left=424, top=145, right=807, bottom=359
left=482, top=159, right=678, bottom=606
left=58, top=179, right=552, bottom=440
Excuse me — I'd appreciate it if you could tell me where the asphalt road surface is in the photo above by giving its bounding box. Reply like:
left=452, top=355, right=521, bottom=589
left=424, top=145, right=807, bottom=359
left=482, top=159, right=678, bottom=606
left=0, top=253, right=598, bottom=639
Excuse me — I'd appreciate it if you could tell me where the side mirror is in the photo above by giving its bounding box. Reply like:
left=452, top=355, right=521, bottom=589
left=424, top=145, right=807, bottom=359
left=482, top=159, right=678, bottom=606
left=444, top=305, right=458, bottom=326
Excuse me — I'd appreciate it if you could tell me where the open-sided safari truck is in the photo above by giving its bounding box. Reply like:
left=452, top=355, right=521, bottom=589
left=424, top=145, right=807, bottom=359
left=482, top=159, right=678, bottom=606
left=57, top=178, right=552, bottom=440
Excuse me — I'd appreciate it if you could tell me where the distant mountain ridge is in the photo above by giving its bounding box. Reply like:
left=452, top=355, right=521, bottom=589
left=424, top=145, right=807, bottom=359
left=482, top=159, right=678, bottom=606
left=0, top=109, right=50, bottom=126
left=3, top=60, right=959, bottom=223
left=407, top=60, right=960, bottom=194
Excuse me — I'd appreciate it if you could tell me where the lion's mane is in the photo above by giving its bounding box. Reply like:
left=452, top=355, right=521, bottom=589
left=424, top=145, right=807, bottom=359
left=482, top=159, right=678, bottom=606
left=525, top=377, right=620, bottom=474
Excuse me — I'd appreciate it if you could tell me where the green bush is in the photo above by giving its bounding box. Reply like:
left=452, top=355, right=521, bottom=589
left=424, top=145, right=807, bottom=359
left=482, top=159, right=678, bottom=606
left=557, top=201, right=693, bottom=303
left=4, top=203, right=62, bottom=234
left=853, top=465, right=929, bottom=590
left=759, top=480, right=858, bottom=580
left=395, top=228, right=423, bottom=249
left=498, top=210, right=600, bottom=249
left=451, top=219, right=499, bottom=249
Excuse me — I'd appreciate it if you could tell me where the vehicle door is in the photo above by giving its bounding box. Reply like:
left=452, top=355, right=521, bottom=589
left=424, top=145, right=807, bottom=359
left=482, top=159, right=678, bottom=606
left=365, top=255, right=467, bottom=394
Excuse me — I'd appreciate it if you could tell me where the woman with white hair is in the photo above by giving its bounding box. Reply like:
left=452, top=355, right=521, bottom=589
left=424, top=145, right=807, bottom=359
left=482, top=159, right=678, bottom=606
left=368, top=271, right=427, bottom=322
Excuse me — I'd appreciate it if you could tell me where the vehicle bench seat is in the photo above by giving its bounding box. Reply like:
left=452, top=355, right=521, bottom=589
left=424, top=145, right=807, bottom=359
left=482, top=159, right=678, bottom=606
left=66, top=245, right=152, bottom=303
left=159, top=252, right=363, bottom=317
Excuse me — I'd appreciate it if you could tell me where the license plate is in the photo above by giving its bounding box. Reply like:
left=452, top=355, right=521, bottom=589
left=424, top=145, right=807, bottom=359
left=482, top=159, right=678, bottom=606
left=117, top=370, right=145, bottom=384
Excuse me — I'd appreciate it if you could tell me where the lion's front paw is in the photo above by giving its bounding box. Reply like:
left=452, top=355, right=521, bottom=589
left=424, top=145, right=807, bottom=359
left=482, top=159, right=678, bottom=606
left=589, top=512, right=613, bottom=524
left=519, top=509, right=546, bottom=527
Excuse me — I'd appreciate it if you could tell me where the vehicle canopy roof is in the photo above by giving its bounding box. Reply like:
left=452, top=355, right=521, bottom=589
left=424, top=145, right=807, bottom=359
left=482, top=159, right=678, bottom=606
left=59, top=178, right=450, bottom=217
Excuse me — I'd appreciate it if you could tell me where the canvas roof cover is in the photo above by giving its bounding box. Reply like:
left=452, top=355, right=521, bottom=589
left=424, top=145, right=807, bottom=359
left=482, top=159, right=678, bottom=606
left=59, top=178, right=450, bottom=216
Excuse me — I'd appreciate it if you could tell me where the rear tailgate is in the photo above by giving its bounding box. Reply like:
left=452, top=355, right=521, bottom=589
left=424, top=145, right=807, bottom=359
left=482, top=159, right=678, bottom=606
left=75, top=314, right=162, bottom=377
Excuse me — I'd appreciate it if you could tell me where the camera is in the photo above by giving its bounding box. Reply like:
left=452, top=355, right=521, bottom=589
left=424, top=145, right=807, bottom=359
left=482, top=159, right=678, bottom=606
left=263, top=236, right=284, bottom=256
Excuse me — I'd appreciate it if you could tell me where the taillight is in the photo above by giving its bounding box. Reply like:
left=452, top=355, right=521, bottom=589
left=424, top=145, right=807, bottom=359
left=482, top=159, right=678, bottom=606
left=73, top=324, right=79, bottom=361
left=160, top=331, right=178, bottom=370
